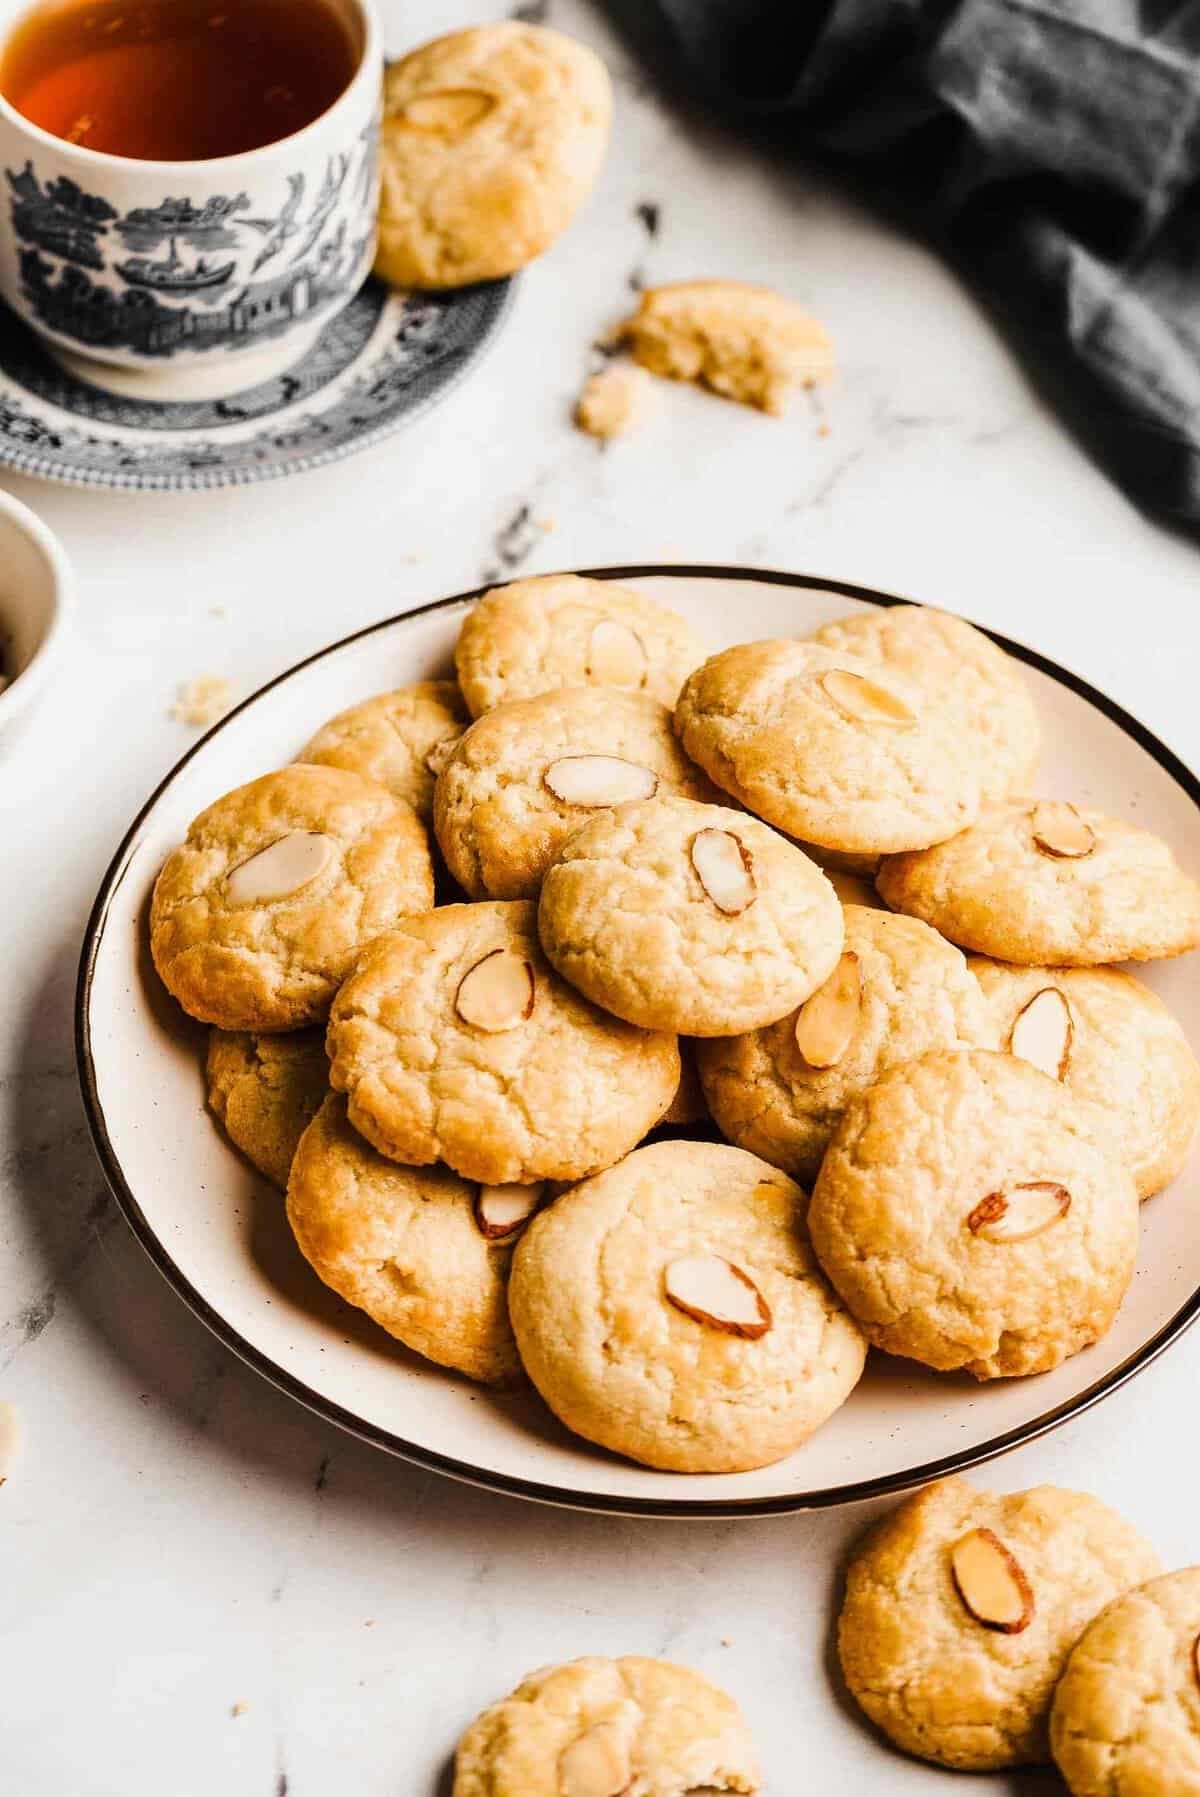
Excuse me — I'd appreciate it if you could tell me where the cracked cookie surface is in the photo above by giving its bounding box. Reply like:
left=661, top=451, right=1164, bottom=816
left=809, top=1048, right=1139, bottom=1378
left=287, top=1094, right=521, bottom=1383
left=1050, top=1566, right=1200, bottom=1796
left=326, top=900, right=679, bottom=1185
left=812, top=605, right=1040, bottom=802
left=508, top=1138, right=866, bottom=1472
left=452, top=1654, right=761, bottom=1796
left=698, top=906, right=993, bottom=1184
left=455, top=573, right=704, bottom=716
left=538, top=795, right=844, bottom=1035
left=840, top=1476, right=1161, bottom=1772
left=878, top=801, right=1200, bottom=964
left=434, top=686, right=718, bottom=899
left=674, top=639, right=982, bottom=855
left=620, top=279, right=833, bottom=415
left=150, top=765, right=435, bottom=1031
left=206, top=1027, right=329, bottom=1189
left=297, top=680, right=469, bottom=820
left=375, top=22, right=611, bottom=289
left=971, top=960, right=1200, bottom=1200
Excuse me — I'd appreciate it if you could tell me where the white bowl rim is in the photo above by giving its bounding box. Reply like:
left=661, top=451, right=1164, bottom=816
left=74, top=565, right=1200, bottom=1518
left=0, top=485, right=74, bottom=721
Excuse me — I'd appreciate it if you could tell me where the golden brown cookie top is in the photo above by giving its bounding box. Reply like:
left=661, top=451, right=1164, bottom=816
left=297, top=680, right=469, bottom=820
left=375, top=23, right=611, bottom=289
left=840, top=1476, right=1161, bottom=1772
left=150, top=764, right=435, bottom=1031
left=809, top=1048, right=1139, bottom=1379
left=434, top=685, right=719, bottom=899
left=674, top=639, right=982, bottom=855
left=452, top=1655, right=762, bottom=1797
left=326, top=900, right=679, bottom=1186
left=537, top=794, right=844, bottom=1035
left=455, top=574, right=704, bottom=716
left=878, top=799, right=1200, bottom=964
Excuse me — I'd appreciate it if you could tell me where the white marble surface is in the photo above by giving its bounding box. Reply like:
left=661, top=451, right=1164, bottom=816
left=3, top=0, right=1200, bottom=1790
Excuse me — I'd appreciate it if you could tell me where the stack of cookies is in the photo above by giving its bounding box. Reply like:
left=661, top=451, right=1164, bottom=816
left=149, top=574, right=1200, bottom=1477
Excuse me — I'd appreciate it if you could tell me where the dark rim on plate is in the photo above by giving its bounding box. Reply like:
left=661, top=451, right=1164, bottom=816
left=75, top=567, right=1200, bottom=1517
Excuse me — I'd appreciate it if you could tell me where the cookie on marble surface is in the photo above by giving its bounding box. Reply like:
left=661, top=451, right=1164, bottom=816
left=452, top=1654, right=761, bottom=1797
left=327, top=900, right=679, bottom=1186
left=205, top=1027, right=328, bottom=1189
left=971, top=960, right=1200, bottom=1200
left=698, top=906, right=993, bottom=1185
left=538, top=796, right=844, bottom=1036
left=150, top=766, right=435, bottom=1031
left=287, top=1095, right=521, bottom=1384
left=434, top=686, right=718, bottom=899
left=455, top=573, right=703, bottom=717
left=1050, top=1566, right=1200, bottom=1796
left=508, top=1139, right=866, bottom=1473
left=574, top=360, right=654, bottom=439
left=674, top=640, right=982, bottom=855
left=812, top=605, right=1040, bottom=802
left=620, top=279, right=833, bottom=415
left=296, top=681, right=469, bottom=821
left=877, top=800, right=1200, bottom=964
left=809, top=1048, right=1139, bottom=1379
left=375, top=23, right=611, bottom=289
left=840, top=1475, right=1161, bottom=1772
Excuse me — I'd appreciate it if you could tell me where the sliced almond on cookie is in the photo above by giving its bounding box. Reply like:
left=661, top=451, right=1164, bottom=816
left=396, top=89, right=496, bottom=134
left=1031, top=800, right=1096, bottom=860
left=474, top=1182, right=545, bottom=1241
left=690, top=828, right=757, bottom=915
left=558, top=1723, right=631, bottom=1797
left=587, top=619, right=647, bottom=688
left=1009, top=987, right=1073, bottom=1080
left=819, top=668, right=917, bottom=729
left=226, top=831, right=336, bottom=905
left=794, top=953, right=861, bottom=1068
left=543, top=756, right=659, bottom=807
left=951, top=1528, right=1034, bottom=1633
left=664, top=1255, right=772, bottom=1338
left=967, top=1182, right=1071, bottom=1243
left=455, top=949, right=536, bottom=1032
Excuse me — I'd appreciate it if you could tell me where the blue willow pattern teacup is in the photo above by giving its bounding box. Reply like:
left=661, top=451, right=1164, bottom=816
left=0, top=0, right=380, bottom=395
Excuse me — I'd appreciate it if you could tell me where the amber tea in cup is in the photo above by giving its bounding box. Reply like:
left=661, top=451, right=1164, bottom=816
left=0, top=0, right=359, bottom=161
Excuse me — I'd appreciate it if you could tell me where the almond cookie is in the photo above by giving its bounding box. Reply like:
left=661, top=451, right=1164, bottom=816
left=674, top=640, right=982, bottom=856
left=508, top=1139, right=866, bottom=1473
left=620, top=279, right=833, bottom=415
left=296, top=681, right=469, bottom=821
left=375, top=23, right=612, bottom=289
left=812, top=605, right=1040, bottom=801
left=287, top=1095, right=521, bottom=1384
left=809, top=1048, right=1139, bottom=1378
left=452, top=1655, right=761, bottom=1797
left=205, top=1027, right=328, bottom=1189
left=327, top=901, right=678, bottom=1186
left=538, top=796, right=844, bottom=1036
left=657, top=1039, right=710, bottom=1128
left=878, top=800, right=1200, bottom=964
left=434, top=687, right=718, bottom=900
left=1050, top=1567, right=1200, bottom=1795
left=972, top=960, right=1200, bottom=1199
left=150, top=766, right=435, bottom=1031
left=698, top=906, right=993, bottom=1185
left=840, top=1476, right=1161, bottom=1771
left=455, top=573, right=704, bottom=717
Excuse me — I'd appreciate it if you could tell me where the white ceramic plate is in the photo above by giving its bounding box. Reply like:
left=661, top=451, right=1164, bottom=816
left=77, top=567, right=1200, bottom=1517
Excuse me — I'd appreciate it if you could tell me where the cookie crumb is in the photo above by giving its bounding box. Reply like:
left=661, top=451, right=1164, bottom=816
left=575, top=363, right=654, bottom=440
left=209, top=603, right=230, bottom=621
left=171, top=674, right=235, bottom=728
left=0, top=1401, right=20, bottom=1486
left=400, top=550, right=427, bottom=565
left=721, top=1636, right=734, bottom=1648
left=230, top=1700, right=248, bottom=1718
left=535, top=515, right=557, bottom=534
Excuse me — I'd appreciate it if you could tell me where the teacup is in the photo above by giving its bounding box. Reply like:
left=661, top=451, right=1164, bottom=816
left=0, top=0, right=380, bottom=399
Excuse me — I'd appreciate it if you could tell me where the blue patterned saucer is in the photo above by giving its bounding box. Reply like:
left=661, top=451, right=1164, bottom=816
left=0, top=276, right=511, bottom=492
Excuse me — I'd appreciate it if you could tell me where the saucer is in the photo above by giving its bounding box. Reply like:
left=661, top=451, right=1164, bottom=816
left=0, top=276, right=512, bottom=492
